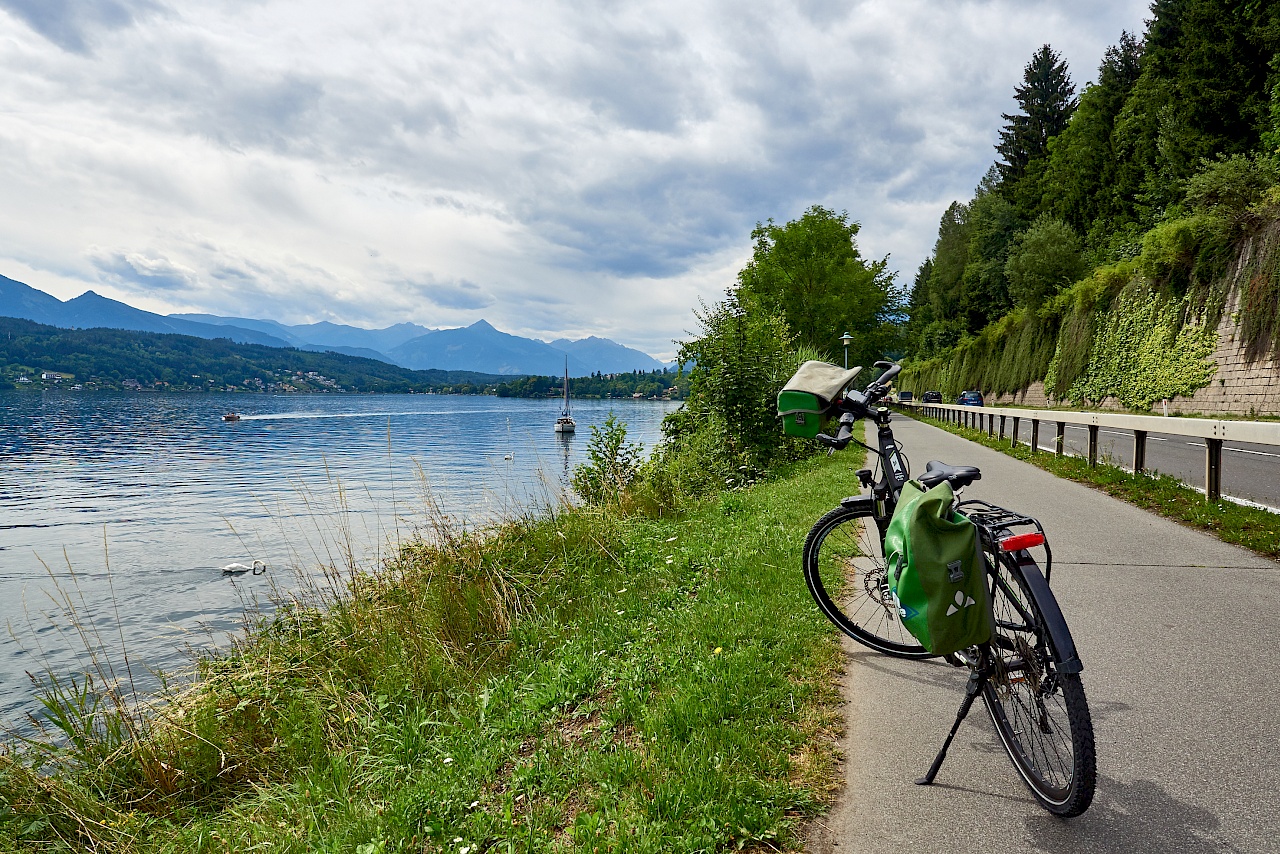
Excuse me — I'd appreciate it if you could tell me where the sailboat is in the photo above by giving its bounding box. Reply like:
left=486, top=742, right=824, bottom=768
left=554, top=358, right=576, bottom=433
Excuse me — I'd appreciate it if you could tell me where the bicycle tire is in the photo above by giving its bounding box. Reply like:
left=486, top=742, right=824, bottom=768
left=802, top=504, right=932, bottom=659
left=982, top=552, right=1096, bottom=816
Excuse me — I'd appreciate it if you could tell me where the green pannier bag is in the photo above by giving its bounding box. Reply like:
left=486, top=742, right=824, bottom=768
left=777, top=361, right=863, bottom=439
left=883, top=479, right=993, bottom=656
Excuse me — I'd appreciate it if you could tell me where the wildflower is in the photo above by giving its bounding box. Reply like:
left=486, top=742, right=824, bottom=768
left=443, top=757, right=454, bottom=765
left=713, top=647, right=723, bottom=655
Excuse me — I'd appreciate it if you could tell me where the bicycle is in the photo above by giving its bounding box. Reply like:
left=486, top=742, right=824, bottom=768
left=800, top=361, right=1096, bottom=817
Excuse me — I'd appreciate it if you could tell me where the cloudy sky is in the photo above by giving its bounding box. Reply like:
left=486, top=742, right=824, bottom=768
left=0, top=0, right=1149, bottom=358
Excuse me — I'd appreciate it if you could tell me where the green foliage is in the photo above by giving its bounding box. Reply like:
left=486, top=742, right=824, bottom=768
left=907, top=5, right=1280, bottom=391
left=1184, top=152, right=1280, bottom=225
left=1234, top=219, right=1280, bottom=360
left=1003, top=215, right=1087, bottom=308
left=1060, top=283, right=1217, bottom=408
left=657, top=205, right=899, bottom=498
left=0, top=445, right=863, bottom=852
left=572, top=414, right=644, bottom=505
left=1042, top=32, right=1144, bottom=239
left=659, top=297, right=814, bottom=494
left=1042, top=260, right=1135, bottom=397
left=736, top=205, right=899, bottom=366
left=1131, top=0, right=1280, bottom=212
left=496, top=369, right=683, bottom=400
left=958, top=173, right=1020, bottom=329
left=996, top=44, right=1078, bottom=197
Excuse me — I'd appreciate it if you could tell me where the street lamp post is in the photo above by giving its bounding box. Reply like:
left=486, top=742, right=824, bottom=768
left=840, top=332, right=854, bottom=369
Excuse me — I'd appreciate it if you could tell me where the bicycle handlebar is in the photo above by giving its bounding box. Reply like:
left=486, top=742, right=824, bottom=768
left=815, top=361, right=899, bottom=450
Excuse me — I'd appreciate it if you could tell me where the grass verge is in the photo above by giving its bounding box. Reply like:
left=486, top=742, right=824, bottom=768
left=907, top=408, right=1280, bottom=561
left=1, top=454, right=862, bottom=853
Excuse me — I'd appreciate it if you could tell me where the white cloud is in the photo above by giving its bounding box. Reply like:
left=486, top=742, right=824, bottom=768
left=0, top=0, right=1149, bottom=358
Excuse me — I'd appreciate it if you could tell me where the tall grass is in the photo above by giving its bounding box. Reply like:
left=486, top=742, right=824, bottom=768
left=1, top=443, right=860, bottom=852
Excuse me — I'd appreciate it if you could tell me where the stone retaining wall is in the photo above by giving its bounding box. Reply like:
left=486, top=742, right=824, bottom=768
left=987, top=273, right=1280, bottom=418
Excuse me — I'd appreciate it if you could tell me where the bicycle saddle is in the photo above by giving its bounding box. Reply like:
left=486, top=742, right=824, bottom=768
left=919, top=460, right=982, bottom=489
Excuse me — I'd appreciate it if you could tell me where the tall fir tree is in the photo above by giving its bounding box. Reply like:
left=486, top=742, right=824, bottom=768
left=995, top=44, right=1078, bottom=214
left=1042, top=32, right=1143, bottom=248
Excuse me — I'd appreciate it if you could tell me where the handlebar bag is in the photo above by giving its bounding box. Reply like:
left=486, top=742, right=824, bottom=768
left=777, top=361, right=862, bottom=439
left=882, top=479, right=993, bottom=656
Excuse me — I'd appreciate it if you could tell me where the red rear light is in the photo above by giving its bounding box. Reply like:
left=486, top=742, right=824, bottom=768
left=998, top=532, right=1045, bottom=552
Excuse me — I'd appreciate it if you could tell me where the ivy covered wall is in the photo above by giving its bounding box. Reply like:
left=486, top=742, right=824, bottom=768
left=898, top=215, right=1280, bottom=415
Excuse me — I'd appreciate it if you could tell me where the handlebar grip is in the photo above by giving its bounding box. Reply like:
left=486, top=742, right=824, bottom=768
left=816, top=421, right=854, bottom=449
left=878, top=363, right=901, bottom=385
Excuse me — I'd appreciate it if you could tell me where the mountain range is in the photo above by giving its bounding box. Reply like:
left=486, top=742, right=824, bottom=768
left=0, top=274, right=668, bottom=376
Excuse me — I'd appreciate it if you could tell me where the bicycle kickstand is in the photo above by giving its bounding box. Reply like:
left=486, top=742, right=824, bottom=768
left=916, top=668, right=986, bottom=786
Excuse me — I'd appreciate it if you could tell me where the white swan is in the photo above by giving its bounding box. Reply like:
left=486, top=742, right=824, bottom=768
left=222, top=560, right=267, bottom=576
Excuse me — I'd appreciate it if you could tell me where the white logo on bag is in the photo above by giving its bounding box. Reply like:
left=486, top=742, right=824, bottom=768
left=945, top=590, right=976, bottom=616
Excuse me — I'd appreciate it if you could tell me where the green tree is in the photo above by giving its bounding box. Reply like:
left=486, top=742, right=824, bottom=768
left=996, top=44, right=1078, bottom=218
left=670, top=297, right=799, bottom=467
left=910, top=202, right=972, bottom=356
left=735, top=205, right=897, bottom=366
left=1042, top=32, right=1144, bottom=246
left=1004, top=216, right=1087, bottom=309
left=903, top=258, right=935, bottom=356
left=1112, top=0, right=1280, bottom=218
left=958, top=171, right=1020, bottom=330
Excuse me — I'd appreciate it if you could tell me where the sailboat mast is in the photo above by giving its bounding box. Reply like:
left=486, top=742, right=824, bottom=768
left=563, top=358, right=571, bottom=414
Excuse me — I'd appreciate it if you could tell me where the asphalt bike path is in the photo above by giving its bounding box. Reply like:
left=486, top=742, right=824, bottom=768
left=807, top=415, right=1280, bottom=854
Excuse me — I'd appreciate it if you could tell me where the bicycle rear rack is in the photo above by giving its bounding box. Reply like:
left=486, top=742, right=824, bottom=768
left=957, top=499, right=1055, bottom=585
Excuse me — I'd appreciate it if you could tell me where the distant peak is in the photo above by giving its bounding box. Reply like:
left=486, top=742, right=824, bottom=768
left=468, top=319, right=496, bottom=331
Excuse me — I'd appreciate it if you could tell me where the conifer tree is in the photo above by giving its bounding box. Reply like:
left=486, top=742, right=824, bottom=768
left=995, top=45, right=1078, bottom=191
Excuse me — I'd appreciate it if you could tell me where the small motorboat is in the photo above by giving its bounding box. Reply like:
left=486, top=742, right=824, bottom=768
left=222, top=560, right=267, bottom=576
left=222, top=412, right=241, bottom=422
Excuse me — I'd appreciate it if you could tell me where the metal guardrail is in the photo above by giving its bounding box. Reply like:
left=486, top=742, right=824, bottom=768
left=898, top=401, right=1280, bottom=501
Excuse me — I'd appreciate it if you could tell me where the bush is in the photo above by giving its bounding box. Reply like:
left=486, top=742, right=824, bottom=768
left=1004, top=216, right=1087, bottom=309
left=1184, top=154, right=1280, bottom=224
left=571, top=414, right=643, bottom=505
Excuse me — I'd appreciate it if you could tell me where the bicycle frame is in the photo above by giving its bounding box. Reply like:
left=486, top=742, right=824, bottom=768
left=803, top=362, right=1095, bottom=814
left=832, top=405, right=913, bottom=545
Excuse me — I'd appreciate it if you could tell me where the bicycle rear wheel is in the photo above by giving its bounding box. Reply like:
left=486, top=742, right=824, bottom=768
left=982, top=552, right=1096, bottom=816
left=802, top=504, right=931, bottom=659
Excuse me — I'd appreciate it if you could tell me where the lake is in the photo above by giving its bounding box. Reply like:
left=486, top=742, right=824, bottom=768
left=0, top=391, right=680, bottom=728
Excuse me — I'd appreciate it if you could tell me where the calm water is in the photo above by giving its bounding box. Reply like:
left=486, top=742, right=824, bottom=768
left=0, top=391, right=679, bottom=727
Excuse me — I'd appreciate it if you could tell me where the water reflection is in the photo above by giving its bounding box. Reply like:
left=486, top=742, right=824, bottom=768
left=0, top=391, right=677, bottom=727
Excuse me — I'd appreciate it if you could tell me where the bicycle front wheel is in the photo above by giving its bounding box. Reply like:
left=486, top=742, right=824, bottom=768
left=983, top=552, right=1096, bottom=816
left=802, top=504, right=931, bottom=659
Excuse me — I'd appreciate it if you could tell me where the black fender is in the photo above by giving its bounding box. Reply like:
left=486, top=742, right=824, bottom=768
left=839, top=495, right=874, bottom=511
left=1013, top=553, right=1083, bottom=675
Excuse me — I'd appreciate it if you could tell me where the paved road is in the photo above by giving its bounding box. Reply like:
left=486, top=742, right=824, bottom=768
left=973, top=411, right=1280, bottom=510
left=807, top=415, right=1280, bottom=854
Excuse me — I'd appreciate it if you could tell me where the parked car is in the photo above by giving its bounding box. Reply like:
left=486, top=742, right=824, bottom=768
left=922, top=390, right=943, bottom=403
left=957, top=390, right=985, bottom=406
left=896, top=390, right=914, bottom=403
